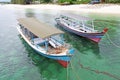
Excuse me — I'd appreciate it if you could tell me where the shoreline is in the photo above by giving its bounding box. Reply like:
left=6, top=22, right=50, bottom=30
left=2, top=4, right=120, bottom=14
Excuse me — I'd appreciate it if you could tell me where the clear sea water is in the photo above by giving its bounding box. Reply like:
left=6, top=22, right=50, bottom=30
left=0, top=4, right=120, bottom=80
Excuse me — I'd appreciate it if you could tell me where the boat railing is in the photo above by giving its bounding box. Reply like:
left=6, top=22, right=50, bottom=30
left=81, top=22, right=96, bottom=32
left=60, top=15, right=98, bottom=33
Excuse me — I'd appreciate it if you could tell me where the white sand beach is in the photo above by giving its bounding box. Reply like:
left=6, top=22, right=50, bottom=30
left=2, top=4, right=120, bottom=14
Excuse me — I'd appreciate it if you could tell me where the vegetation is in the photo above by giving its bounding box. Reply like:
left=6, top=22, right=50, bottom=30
left=43, top=0, right=52, bottom=3
left=108, top=0, right=120, bottom=3
left=11, top=0, right=52, bottom=4
left=58, top=0, right=90, bottom=4
left=11, top=0, right=25, bottom=4
left=11, top=0, right=120, bottom=4
left=74, top=0, right=90, bottom=4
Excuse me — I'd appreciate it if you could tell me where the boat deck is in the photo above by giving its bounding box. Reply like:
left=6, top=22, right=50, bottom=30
left=47, top=45, right=67, bottom=54
left=59, top=17, right=98, bottom=33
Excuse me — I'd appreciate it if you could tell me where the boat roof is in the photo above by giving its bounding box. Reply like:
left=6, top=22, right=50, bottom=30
left=18, top=18, right=64, bottom=39
left=61, top=13, right=92, bottom=21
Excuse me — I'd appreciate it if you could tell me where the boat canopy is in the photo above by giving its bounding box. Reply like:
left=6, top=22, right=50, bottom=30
left=61, top=13, right=92, bottom=21
left=18, top=18, right=64, bottom=39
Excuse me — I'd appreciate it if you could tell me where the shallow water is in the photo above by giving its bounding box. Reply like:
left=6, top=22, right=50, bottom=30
left=0, top=5, right=120, bottom=80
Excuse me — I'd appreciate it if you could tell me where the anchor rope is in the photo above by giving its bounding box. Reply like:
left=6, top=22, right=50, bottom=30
left=73, top=51, right=120, bottom=80
left=67, top=61, right=69, bottom=80
left=106, top=33, right=120, bottom=48
left=78, top=61, right=120, bottom=80
left=69, top=59, right=81, bottom=80
left=70, top=62, right=80, bottom=80
left=94, top=20, right=120, bottom=26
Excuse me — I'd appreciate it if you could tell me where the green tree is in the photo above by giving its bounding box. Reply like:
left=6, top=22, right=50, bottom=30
left=58, top=0, right=90, bottom=4
left=59, top=0, right=71, bottom=3
left=41, top=0, right=52, bottom=3
left=108, top=0, right=120, bottom=3
left=11, top=0, right=25, bottom=4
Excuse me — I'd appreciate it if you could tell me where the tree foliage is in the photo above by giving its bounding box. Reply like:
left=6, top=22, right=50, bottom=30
left=11, top=0, right=120, bottom=4
left=11, top=0, right=52, bottom=4
left=108, top=0, right=120, bottom=3
left=11, top=0, right=25, bottom=4
left=43, top=0, right=52, bottom=3
left=58, top=0, right=90, bottom=4
left=58, top=0, right=71, bottom=3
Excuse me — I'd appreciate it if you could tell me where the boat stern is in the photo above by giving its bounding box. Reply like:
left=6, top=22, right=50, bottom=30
left=57, top=48, right=75, bottom=68
left=88, top=28, right=108, bottom=43
left=103, top=28, right=108, bottom=33
left=57, top=60, right=69, bottom=68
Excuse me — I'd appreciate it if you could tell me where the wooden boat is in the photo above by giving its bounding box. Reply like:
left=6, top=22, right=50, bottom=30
left=17, top=18, right=74, bottom=68
left=55, top=14, right=108, bottom=43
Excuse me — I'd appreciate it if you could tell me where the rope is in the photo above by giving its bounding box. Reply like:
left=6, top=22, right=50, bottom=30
left=78, top=61, right=120, bottom=80
left=67, top=61, right=69, bottom=80
left=94, top=20, right=120, bottom=26
left=106, top=33, right=120, bottom=48
left=69, top=60, right=81, bottom=80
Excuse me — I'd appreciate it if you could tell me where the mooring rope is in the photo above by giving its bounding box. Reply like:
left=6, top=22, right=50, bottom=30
left=67, top=61, right=69, bottom=80
left=106, top=33, right=120, bottom=48
left=78, top=61, right=120, bottom=80
left=69, top=60, right=81, bottom=80
left=94, top=20, right=120, bottom=26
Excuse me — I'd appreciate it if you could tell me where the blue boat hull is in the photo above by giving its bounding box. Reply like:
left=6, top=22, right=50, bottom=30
left=34, top=47, right=74, bottom=62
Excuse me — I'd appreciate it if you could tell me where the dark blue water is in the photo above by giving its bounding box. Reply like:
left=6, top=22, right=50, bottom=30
left=0, top=4, right=120, bottom=80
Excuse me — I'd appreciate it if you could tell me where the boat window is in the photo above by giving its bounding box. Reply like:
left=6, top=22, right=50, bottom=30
left=79, top=29, right=84, bottom=31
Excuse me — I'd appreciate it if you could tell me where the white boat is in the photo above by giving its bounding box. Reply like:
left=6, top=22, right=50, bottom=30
left=55, top=14, right=108, bottom=43
left=17, top=18, right=75, bottom=68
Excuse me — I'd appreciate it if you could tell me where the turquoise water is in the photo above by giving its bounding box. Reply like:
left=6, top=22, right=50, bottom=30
left=0, top=5, right=120, bottom=80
